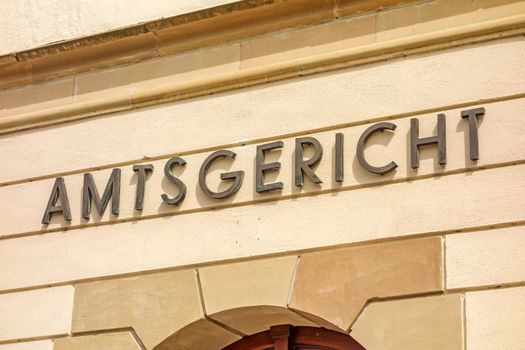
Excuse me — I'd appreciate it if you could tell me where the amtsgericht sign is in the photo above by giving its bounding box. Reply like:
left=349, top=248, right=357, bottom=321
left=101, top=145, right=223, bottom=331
left=41, top=108, right=485, bottom=224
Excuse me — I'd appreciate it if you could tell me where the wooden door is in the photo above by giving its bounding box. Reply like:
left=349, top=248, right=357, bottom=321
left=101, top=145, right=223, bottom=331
left=222, top=325, right=366, bottom=350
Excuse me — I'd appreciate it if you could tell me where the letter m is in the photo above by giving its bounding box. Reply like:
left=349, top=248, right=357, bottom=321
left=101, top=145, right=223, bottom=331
left=82, top=169, right=121, bottom=220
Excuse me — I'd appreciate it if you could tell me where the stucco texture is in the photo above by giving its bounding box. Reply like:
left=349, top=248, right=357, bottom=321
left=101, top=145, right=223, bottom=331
left=0, top=0, right=233, bottom=55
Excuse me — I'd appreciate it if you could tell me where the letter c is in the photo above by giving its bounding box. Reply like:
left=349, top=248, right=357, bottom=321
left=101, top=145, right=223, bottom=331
left=356, top=122, right=398, bottom=175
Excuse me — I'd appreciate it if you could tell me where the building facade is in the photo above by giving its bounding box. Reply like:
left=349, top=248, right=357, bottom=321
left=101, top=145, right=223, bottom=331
left=1, top=0, right=525, bottom=349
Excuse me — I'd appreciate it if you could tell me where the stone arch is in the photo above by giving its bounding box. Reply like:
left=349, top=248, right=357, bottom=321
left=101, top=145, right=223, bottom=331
left=153, top=305, right=342, bottom=350
left=150, top=236, right=445, bottom=349
left=68, top=236, right=444, bottom=349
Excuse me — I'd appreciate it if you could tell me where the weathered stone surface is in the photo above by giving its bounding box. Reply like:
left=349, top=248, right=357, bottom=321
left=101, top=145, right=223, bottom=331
left=75, top=43, right=241, bottom=95
left=241, top=15, right=375, bottom=69
left=199, top=256, right=319, bottom=333
left=376, top=0, right=525, bottom=42
left=289, top=237, right=444, bottom=329
left=0, top=78, right=73, bottom=110
left=72, top=270, right=203, bottom=350
left=154, top=319, right=239, bottom=350
left=336, top=0, right=409, bottom=17
left=210, top=306, right=318, bottom=335
left=200, top=256, right=298, bottom=314
left=351, top=294, right=464, bottom=350
left=445, top=0, right=525, bottom=28
left=53, top=332, right=141, bottom=350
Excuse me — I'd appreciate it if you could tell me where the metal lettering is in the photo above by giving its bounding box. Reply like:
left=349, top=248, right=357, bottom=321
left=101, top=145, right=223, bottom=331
left=161, top=157, right=187, bottom=206
left=295, top=137, right=323, bottom=187
left=132, top=164, right=154, bottom=211
left=256, top=141, right=284, bottom=193
left=82, top=169, right=121, bottom=219
left=461, top=107, right=485, bottom=161
left=199, top=150, right=244, bottom=199
left=410, top=114, right=446, bottom=169
left=335, top=133, right=344, bottom=182
left=41, top=177, right=72, bottom=224
left=356, top=122, right=398, bottom=175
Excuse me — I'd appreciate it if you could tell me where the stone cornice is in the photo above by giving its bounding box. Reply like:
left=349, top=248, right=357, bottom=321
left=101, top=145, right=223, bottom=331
left=0, top=0, right=411, bottom=90
left=0, top=0, right=524, bottom=135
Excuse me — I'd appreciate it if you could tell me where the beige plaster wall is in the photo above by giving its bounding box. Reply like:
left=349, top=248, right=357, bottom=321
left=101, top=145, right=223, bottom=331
left=1, top=97, right=523, bottom=237
left=2, top=164, right=524, bottom=291
left=0, top=0, right=233, bottom=55
left=447, top=226, right=525, bottom=289
left=0, top=286, right=74, bottom=341
left=466, top=286, right=525, bottom=349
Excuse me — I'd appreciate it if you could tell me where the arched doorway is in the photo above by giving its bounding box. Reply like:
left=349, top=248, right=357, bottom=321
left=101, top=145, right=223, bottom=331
left=222, top=325, right=366, bottom=350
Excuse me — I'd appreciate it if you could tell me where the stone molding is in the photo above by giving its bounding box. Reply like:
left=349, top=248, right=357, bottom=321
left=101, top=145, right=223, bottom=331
left=0, top=0, right=411, bottom=90
left=1, top=1, right=525, bottom=135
